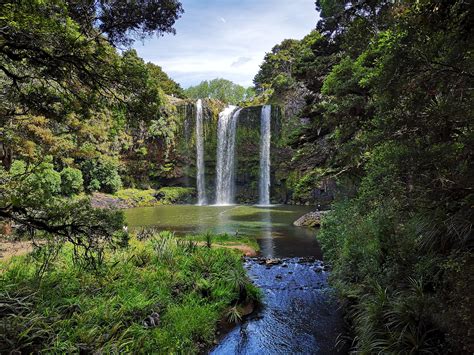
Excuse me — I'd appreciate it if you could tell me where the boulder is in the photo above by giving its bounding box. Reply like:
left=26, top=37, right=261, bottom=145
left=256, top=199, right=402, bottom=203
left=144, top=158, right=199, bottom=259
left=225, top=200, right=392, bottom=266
left=293, top=210, right=329, bottom=227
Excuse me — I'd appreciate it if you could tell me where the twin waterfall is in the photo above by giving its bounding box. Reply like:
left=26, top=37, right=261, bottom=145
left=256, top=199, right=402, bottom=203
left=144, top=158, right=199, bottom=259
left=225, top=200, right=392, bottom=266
left=195, top=102, right=271, bottom=206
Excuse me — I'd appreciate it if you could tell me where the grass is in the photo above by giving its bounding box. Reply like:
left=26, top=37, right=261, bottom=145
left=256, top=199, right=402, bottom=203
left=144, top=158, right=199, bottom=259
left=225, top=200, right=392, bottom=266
left=187, top=233, right=260, bottom=253
left=0, top=232, right=261, bottom=353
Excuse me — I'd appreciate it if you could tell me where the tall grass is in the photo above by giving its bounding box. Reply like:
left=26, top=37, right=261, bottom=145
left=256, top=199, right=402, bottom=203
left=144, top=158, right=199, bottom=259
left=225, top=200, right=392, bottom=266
left=0, top=232, right=260, bottom=353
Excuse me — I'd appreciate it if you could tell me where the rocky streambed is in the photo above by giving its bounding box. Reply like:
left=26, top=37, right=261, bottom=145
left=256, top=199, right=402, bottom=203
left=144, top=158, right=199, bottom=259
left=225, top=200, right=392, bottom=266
left=211, top=257, right=345, bottom=354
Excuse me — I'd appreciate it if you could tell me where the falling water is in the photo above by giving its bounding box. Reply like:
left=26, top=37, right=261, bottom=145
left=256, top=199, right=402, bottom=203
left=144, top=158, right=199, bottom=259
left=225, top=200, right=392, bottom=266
left=215, top=105, right=241, bottom=205
left=259, top=105, right=271, bottom=205
left=195, top=99, right=207, bottom=205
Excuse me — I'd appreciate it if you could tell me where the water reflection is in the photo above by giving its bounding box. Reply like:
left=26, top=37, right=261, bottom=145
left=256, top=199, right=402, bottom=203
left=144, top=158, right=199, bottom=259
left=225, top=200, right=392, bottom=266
left=124, top=205, right=322, bottom=258
left=258, top=209, right=274, bottom=258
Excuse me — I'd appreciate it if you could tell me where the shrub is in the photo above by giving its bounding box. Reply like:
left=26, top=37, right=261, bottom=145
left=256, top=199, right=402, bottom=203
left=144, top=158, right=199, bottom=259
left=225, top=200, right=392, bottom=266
left=60, top=167, right=84, bottom=196
left=155, top=187, right=195, bottom=204
left=115, top=188, right=156, bottom=207
left=81, top=157, right=122, bottom=193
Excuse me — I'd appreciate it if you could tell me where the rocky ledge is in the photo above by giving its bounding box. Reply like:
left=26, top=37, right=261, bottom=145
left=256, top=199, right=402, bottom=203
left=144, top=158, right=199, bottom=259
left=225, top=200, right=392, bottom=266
left=293, top=210, right=329, bottom=227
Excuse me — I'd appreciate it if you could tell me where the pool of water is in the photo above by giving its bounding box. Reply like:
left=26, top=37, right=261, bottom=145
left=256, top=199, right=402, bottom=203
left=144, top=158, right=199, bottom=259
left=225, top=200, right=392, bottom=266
left=124, top=205, right=321, bottom=258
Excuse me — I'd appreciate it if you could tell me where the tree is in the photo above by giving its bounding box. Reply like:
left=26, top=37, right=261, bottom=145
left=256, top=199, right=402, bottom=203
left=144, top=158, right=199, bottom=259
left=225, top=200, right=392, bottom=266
left=146, top=62, right=185, bottom=98
left=184, top=78, right=253, bottom=104
left=0, top=0, right=183, bottom=263
left=254, top=39, right=300, bottom=92
left=257, top=0, right=473, bottom=352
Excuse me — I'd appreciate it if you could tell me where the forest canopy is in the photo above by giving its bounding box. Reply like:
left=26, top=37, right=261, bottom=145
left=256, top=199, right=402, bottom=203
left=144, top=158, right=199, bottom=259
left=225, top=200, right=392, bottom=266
left=184, top=78, right=255, bottom=105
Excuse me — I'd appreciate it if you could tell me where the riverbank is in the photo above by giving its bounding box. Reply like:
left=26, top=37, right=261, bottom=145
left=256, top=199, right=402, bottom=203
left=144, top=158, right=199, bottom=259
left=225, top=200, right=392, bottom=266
left=90, top=187, right=331, bottom=210
left=0, top=232, right=260, bottom=353
left=90, top=187, right=196, bottom=209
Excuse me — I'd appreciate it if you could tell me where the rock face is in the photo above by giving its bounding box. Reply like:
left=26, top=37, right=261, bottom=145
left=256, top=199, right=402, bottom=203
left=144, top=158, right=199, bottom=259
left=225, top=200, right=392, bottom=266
left=293, top=210, right=329, bottom=227
left=90, top=193, right=133, bottom=209
left=169, top=99, right=341, bottom=205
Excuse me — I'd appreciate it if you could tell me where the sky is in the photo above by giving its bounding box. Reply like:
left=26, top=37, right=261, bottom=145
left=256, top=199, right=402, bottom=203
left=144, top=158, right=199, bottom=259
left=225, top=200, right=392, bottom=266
left=132, top=0, right=319, bottom=88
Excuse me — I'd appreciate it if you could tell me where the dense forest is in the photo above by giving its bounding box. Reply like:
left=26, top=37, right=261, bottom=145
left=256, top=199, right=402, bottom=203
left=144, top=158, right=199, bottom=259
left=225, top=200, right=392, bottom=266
left=1, top=0, right=473, bottom=353
left=252, top=0, right=474, bottom=353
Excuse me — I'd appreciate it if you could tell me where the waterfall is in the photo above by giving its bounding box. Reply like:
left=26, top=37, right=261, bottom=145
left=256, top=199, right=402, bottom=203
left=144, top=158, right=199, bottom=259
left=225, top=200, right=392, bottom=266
left=259, top=105, right=271, bottom=205
left=195, top=99, right=207, bottom=205
left=215, top=105, right=241, bottom=205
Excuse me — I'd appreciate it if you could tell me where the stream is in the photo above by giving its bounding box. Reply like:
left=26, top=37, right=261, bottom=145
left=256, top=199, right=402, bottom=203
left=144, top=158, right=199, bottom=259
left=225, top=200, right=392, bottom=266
left=124, top=205, right=345, bottom=354
left=211, top=257, right=344, bottom=354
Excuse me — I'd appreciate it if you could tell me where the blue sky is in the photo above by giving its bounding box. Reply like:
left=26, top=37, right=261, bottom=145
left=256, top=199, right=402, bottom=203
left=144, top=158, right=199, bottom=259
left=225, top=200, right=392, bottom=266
left=132, top=0, right=319, bottom=88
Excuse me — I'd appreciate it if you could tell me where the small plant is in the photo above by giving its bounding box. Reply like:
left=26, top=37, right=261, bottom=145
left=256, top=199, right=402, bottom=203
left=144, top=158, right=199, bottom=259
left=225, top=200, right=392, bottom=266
left=60, top=167, right=84, bottom=196
left=205, top=232, right=212, bottom=249
left=177, top=239, right=197, bottom=254
left=136, top=227, right=158, bottom=240
left=224, top=267, right=248, bottom=297
left=226, top=306, right=242, bottom=324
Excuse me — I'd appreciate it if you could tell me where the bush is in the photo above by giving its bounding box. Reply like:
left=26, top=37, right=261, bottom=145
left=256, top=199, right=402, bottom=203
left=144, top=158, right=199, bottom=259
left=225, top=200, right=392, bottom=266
left=60, top=167, right=84, bottom=196
left=81, top=157, right=122, bottom=194
left=115, top=188, right=157, bottom=207
left=155, top=187, right=195, bottom=204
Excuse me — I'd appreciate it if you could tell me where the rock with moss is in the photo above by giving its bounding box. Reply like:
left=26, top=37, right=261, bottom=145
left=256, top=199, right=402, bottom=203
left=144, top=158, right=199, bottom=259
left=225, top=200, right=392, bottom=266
left=293, top=210, right=329, bottom=227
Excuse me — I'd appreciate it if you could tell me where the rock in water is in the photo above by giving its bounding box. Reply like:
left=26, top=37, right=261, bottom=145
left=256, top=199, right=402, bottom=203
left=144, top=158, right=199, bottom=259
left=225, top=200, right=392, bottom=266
left=293, top=210, right=329, bottom=227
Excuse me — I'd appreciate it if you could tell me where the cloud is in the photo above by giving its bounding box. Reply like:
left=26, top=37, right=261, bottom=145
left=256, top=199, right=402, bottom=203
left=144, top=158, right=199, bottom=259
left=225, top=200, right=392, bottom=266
left=231, top=57, right=252, bottom=67
left=133, top=0, right=319, bottom=88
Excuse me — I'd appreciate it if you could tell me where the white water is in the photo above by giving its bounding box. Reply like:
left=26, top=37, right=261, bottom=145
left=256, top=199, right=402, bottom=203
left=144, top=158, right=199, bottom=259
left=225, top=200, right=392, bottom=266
left=215, top=105, right=241, bottom=205
left=195, top=99, right=207, bottom=205
left=259, top=105, right=271, bottom=205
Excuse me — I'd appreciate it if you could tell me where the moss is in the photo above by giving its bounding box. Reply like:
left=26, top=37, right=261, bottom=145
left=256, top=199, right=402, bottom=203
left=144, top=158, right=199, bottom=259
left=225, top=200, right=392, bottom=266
left=115, top=188, right=157, bottom=207
left=156, top=187, right=196, bottom=204
left=0, top=233, right=260, bottom=353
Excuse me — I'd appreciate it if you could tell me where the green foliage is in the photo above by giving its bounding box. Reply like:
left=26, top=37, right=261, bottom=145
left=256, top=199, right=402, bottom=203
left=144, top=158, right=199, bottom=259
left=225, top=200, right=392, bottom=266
left=254, top=39, right=301, bottom=93
left=0, top=233, right=259, bottom=353
left=187, top=233, right=260, bottom=254
left=146, top=62, right=185, bottom=98
left=60, top=167, right=83, bottom=196
left=10, top=160, right=61, bottom=202
left=292, top=168, right=327, bottom=202
left=155, top=187, right=196, bottom=205
left=255, top=0, right=474, bottom=352
left=185, top=78, right=254, bottom=104
left=115, top=188, right=157, bottom=207
left=81, top=157, right=122, bottom=194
